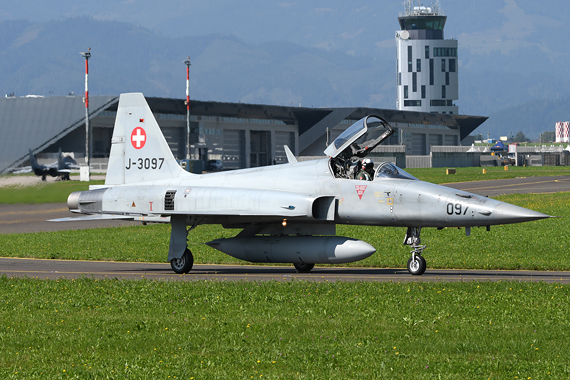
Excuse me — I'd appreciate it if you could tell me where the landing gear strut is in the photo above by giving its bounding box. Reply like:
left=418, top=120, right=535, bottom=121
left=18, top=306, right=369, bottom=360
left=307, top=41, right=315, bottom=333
left=404, top=227, right=427, bottom=276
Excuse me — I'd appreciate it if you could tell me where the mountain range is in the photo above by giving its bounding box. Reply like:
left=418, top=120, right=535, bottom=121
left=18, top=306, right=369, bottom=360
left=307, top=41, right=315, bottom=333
left=1, top=0, right=569, bottom=140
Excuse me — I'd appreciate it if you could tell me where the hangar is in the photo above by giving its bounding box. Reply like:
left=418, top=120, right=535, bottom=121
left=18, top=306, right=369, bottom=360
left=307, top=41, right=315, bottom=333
left=0, top=94, right=486, bottom=174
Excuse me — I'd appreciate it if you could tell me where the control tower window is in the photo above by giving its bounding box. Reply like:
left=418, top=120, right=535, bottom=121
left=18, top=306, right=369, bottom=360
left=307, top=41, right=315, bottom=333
left=425, top=46, right=430, bottom=59
left=449, top=59, right=456, bottom=72
left=421, top=85, right=426, bottom=99
left=441, top=59, right=446, bottom=72
left=407, top=46, right=412, bottom=72
left=404, top=86, right=409, bottom=99
left=416, top=59, right=421, bottom=72
left=442, top=85, right=446, bottom=99
left=412, top=73, right=417, bottom=92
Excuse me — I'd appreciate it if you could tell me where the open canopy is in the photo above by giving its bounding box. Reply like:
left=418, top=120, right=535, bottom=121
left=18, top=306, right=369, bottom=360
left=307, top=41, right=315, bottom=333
left=326, top=115, right=395, bottom=179
left=324, top=115, right=394, bottom=159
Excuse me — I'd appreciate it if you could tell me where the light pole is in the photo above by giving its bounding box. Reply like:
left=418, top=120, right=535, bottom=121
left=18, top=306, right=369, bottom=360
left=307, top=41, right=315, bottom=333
left=183, top=56, right=191, bottom=160
left=80, top=48, right=91, bottom=178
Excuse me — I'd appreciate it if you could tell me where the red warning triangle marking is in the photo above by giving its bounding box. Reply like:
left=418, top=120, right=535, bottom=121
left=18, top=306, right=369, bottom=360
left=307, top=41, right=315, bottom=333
left=355, top=185, right=367, bottom=200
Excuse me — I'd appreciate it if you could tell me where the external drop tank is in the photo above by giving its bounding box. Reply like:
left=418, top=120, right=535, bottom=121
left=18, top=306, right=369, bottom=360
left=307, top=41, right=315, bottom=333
left=206, top=236, right=376, bottom=264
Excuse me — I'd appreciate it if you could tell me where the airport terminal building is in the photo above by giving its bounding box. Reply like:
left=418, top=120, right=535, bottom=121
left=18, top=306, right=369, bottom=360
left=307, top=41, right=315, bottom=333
left=0, top=94, right=487, bottom=174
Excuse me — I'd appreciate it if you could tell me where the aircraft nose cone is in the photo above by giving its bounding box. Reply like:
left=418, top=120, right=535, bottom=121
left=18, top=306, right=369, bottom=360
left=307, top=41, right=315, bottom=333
left=493, top=203, right=551, bottom=224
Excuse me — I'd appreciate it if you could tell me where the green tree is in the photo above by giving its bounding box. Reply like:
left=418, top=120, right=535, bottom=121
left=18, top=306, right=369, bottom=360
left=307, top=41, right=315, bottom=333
left=540, top=131, right=556, bottom=143
left=513, top=131, right=529, bottom=142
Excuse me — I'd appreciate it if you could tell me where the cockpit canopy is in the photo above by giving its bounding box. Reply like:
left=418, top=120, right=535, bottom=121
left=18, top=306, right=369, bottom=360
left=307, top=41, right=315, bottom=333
left=325, top=115, right=395, bottom=179
left=324, top=116, right=393, bottom=159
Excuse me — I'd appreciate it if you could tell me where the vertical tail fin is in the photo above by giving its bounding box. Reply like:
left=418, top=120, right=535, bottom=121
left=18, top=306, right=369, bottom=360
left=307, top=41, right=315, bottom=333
left=57, top=148, right=64, bottom=170
left=29, top=149, right=40, bottom=169
left=105, top=93, right=192, bottom=185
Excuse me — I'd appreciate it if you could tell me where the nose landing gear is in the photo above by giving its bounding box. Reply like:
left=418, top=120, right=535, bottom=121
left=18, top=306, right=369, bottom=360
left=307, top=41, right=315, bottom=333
left=404, top=227, right=427, bottom=276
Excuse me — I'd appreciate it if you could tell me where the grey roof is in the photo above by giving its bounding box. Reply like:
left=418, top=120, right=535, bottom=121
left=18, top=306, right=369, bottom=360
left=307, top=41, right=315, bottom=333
left=142, top=97, right=487, bottom=152
left=0, top=95, right=118, bottom=173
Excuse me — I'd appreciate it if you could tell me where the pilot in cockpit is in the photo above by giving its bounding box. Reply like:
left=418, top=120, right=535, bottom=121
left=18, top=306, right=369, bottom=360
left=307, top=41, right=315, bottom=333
left=357, top=158, right=374, bottom=181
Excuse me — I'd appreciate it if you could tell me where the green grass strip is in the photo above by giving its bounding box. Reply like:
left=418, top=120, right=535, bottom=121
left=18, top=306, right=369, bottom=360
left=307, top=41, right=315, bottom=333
left=0, top=179, right=105, bottom=204
left=404, top=165, right=570, bottom=185
left=1, top=277, right=568, bottom=379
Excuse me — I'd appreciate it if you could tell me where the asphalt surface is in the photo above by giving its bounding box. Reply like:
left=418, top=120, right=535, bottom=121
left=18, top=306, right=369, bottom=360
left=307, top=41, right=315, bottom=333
left=0, top=203, right=138, bottom=234
left=2, top=258, right=570, bottom=283
left=444, top=175, right=570, bottom=197
left=1, top=175, right=569, bottom=282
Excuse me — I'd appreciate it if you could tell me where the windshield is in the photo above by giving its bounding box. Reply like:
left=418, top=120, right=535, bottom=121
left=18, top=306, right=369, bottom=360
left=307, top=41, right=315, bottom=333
left=375, top=162, right=418, bottom=180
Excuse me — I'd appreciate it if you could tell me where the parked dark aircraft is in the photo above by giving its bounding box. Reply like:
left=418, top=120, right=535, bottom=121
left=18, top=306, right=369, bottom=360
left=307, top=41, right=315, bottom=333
left=13, top=148, right=79, bottom=180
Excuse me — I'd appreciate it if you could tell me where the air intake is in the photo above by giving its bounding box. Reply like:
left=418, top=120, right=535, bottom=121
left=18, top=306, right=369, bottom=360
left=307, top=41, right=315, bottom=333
left=164, top=190, right=176, bottom=211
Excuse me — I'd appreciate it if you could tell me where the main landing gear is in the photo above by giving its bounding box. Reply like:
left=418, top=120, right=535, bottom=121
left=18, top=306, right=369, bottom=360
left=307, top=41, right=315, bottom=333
left=170, top=247, right=194, bottom=274
left=404, top=227, right=427, bottom=276
left=294, top=263, right=315, bottom=273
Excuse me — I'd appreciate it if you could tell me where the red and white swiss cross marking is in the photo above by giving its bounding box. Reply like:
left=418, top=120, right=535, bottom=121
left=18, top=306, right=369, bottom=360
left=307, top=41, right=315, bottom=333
left=355, top=185, right=367, bottom=200
left=131, top=127, right=146, bottom=149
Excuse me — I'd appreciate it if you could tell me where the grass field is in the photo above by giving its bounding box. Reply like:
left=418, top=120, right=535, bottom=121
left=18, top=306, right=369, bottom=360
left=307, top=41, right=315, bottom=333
left=404, top=165, right=570, bottom=185
left=0, top=179, right=105, bottom=204
left=1, top=166, right=569, bottom=204
left=2, top=171, right=569, bottom=378
left=1, top=277, right=569, bottom=379
left=1, top=192, right=568, bottom=271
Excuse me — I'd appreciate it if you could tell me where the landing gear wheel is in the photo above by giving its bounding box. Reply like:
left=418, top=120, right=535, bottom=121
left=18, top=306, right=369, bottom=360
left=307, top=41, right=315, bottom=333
left=170, top=248, right=193, bottom=274
left=294, top=263, right=315, bottom=273
left=407, top=255, right=426, bottom=276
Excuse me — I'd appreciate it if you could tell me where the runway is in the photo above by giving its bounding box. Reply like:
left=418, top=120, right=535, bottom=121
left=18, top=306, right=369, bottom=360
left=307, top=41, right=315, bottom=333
left=444, top=175, right=570, bottom=197
left=0, top=203, right=138, bottom=234
left=2, top=257, right=570, bottom=283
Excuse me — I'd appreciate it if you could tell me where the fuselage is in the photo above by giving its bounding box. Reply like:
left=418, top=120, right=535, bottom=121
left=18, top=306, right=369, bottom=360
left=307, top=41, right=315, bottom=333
left=75, top=158, right=546, bottom=229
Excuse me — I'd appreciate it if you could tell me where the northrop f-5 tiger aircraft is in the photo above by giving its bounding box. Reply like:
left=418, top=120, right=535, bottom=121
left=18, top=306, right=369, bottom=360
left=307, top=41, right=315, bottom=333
left=54, top=93, right=551, bottom=275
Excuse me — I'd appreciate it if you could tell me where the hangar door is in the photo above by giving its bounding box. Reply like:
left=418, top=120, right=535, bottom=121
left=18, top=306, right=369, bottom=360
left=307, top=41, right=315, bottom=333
left=162, top=127, right=184, bottom=158
left=274, top=132, right=295, bottom=164
left=444, top=135, right=458, bottom=146
left=223, top=130, right=245, bottom=169
left=428, top=134, right=442, bottom=148
left=411, top=133, right=427, bottom=155
left=250, top=130, right=271, bottom=167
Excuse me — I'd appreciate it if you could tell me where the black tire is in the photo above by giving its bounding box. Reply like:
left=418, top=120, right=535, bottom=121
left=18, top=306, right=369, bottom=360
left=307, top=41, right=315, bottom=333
left=170, top=248, right=193, bottom=274
left=407, top=255, right=426, bottom=276
left=294, top=263, right=315, bottom=273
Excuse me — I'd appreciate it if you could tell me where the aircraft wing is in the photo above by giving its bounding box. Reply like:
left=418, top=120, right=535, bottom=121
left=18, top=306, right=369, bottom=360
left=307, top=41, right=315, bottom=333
left=11, top=166, right=32, bottom=174
left=49, top=214, right=170, bottom=223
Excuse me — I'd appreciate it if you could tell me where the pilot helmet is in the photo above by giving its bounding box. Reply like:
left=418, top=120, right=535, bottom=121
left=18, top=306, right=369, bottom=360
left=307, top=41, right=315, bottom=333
left=362, top=158, right=373, bottom=170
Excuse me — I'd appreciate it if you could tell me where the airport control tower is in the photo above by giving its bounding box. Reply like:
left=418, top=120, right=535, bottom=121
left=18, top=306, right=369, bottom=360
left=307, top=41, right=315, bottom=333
left=396, top=0, right=458, bottom=114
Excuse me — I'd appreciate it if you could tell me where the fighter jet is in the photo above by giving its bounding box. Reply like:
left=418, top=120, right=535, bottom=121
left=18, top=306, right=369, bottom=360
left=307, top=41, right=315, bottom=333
left=54, top=93, right=551, bottom=275
left=13, top=148, right=79, bottom=180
